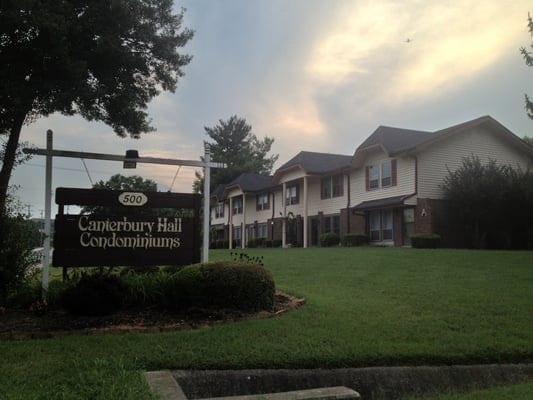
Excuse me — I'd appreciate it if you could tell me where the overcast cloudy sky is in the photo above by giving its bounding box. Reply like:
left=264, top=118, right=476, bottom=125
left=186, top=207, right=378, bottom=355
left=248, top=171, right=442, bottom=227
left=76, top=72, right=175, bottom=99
left=10, top=0, right=533, bottom=217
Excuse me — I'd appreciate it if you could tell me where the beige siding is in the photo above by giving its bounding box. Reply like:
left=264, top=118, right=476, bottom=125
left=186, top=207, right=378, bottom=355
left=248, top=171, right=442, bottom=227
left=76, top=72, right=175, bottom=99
left=350, top=149, right=417, bottom=206
left=306, top=175, right=349, bottom=215
left=277, top=167, right=306, bottom=184
left=210, top=202, right=228, bottom=225
left=417, top=126, right=533, bottom=199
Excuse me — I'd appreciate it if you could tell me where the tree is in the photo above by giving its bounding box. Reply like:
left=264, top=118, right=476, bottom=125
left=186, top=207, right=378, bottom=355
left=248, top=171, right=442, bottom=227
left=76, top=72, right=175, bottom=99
left=0, top=0, right=193, bottom=214
left=92, top=174, right=157, bottom=192
left=523, top=136, right=533, bottom=146
left=193, top=115, right=278, bottom=193
left=82, top=174, right=157, bottom=215
left=0, top=189, right=39, bottom=303
left=521, top=13, right=533, bottom=119
left=442, top=155, right=533, bottom=249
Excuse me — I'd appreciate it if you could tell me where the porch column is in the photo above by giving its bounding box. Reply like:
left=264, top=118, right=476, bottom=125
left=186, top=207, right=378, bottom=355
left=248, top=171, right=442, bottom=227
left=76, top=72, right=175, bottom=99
left=242, top=194, right=246, bottom=249
left=229, top=197, right=233, bottom=249
left=303, top=176, right=308, bottom=248
left=282, top=182, right=287, bottom=248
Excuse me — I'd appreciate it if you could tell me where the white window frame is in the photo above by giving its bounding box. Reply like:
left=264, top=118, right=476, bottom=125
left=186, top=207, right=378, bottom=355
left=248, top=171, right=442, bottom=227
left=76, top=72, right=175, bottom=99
left=214, top=202, right=224, bottom=219
left=381, top=160, right=392, bottom=188
left=256, top=193, right=269, bottom=211
left=232, top=197, right=243, bottom=215
left=286, top=185, right=298, bottom=205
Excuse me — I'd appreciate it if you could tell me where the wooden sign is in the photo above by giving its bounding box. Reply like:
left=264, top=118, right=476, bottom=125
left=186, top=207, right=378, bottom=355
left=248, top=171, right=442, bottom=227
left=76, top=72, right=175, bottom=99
left=53, top=188, right=201, bottom=267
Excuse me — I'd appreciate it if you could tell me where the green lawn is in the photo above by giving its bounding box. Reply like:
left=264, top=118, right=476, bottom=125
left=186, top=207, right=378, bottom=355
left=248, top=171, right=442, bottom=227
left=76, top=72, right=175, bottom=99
left=407, top=382, right=533, bottom=400
left=1, top=247, right=532, bottom=399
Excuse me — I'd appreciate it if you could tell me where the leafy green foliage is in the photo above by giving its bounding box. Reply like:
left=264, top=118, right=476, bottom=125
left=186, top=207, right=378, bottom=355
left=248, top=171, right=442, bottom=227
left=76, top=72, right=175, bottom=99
left=61, top=273, right=126, bottom=316
left=521, top=13, right=533, bottom=119
left=320, top=232, right=340, bottom=247
left=181, top=262, right=275, bottom=311
left=0, top=193, right=39, bottom=303
left=81, top=174, right=158, bottom=215
left=0, top=0, right=193, bottom=213
left=441, top=155, right=533, bottom=249
left=410, top=233, right=441, bottom=249
left=342, top=233, right=369, bottom=246
left=193, top=115, right=278, bottom=193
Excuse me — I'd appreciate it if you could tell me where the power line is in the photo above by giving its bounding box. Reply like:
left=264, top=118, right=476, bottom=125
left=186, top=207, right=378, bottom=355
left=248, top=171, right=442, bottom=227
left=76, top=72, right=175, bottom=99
left=80, top=158, right=93, bottom=185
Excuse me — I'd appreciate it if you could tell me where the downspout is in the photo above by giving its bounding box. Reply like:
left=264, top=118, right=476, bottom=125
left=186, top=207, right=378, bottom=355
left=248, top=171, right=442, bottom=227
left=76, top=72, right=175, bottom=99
left=271, top=191, right=275, bottom=240
left=345, top=172, right=351, bottom=233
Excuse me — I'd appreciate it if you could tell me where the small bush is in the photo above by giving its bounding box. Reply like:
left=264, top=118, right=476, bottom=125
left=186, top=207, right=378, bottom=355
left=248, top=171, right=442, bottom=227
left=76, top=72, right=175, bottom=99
left=162, top=261, right=275, bottom=311
left=61, top=273, right=126, bottom=316
left=342, top=234, right=369, bottom=247
left=272, top=239, right=282, bottom=248
left=247, top=238, right=266, bottom=248
left=320, top=232, right=340, bottom=247
left=411, top=233, right=441, bottom=249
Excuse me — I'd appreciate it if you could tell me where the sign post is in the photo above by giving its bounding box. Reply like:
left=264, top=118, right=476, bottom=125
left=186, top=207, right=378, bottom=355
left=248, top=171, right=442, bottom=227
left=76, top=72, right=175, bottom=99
left=24, top=132, right=226, bottom=300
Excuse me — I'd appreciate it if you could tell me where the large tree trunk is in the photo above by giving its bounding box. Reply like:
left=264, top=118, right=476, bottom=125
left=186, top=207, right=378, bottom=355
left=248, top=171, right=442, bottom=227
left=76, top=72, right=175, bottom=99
left=0, top=113, right=26, bottom=216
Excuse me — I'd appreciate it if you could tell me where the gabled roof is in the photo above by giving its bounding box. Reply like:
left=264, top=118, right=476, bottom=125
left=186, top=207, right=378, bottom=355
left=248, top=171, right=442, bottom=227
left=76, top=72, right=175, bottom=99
left=353, top=115, right=533, bottom=166
left=273, top=151, right=352, bottom=183
left=414, top=115, right=533, bottom=156
left=223, top=173, right=273, bottom=197
left=356, top=126, right=434, bottom=155
left=210, top=184, right=226, bottom=201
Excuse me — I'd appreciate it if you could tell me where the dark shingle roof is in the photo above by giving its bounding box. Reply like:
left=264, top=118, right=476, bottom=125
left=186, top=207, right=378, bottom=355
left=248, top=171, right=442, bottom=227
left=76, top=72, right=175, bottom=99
left=211, top=184, right=226, bottom=200
left=225, top=173, right=273, bottom=193
left=277, top=151, right=353, bottom=175
left=356, top=126, right=435, bottom=155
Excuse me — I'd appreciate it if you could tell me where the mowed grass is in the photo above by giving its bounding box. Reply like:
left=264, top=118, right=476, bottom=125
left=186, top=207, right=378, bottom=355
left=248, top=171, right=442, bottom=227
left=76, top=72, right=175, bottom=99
left=1, top=247, right=532, bottom=399
left=407, top=381, right=533, bottom=400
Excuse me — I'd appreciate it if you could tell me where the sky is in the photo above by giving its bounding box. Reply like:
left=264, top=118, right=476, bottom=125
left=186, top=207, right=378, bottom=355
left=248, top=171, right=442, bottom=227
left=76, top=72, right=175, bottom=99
left=8, top=0, right=533, bottom=218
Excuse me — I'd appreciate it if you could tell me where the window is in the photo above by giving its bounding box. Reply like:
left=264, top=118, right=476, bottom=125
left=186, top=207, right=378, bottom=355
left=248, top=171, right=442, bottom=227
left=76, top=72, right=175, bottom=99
left=214, top=202, right=224, bottom=219
left=256, top=193, right=269, bottom=211
left=366, top=160, right=397, bottom=190
left=286, top=185, right=299, bottom=205
left=257, top=223, right=268, bottom=239
left=324, top=215, right=340, bottom=235
left=381, top=160, right=392, bottom=187
left=368, top=165, right=379, bottom=189
left=321, top=174, right=344, bottom=199
left=369, top=210, right=393, bottom=242
left=232, top=197, right=243, bottom=215
left=332, top=175, right=343, bottom=197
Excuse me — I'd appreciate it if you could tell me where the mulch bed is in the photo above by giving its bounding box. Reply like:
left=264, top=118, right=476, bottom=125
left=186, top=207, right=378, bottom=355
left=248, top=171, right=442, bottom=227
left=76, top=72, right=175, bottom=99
left=0, top=291, right=305, bottom=340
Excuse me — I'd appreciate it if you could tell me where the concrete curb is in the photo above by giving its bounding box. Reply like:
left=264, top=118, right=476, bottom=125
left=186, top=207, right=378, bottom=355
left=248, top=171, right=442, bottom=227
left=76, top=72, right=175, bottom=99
left=168, top=364, right=532, bottom=400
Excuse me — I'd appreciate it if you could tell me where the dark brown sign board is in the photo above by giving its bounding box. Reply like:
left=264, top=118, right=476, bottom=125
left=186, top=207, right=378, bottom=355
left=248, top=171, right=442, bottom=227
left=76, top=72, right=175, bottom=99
left=53, top=188, right=201, bottom=267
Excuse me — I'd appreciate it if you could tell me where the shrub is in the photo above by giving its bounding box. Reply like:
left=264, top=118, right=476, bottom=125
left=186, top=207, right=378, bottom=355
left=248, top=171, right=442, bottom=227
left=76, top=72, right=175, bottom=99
left=163, top=261, right=275, bottom=311
left=247, top=238, right=266, bottom=248
left=272, top=239, right=282, bottom=248
left=342, top=234, right=369, bottom=247
left=0, top=214, right=40, bottom=303
left=61, top=273, right=126, bottom=315
left=410, top=233, right=441, bottom=249
left=320, top=232, right=340, bottom=247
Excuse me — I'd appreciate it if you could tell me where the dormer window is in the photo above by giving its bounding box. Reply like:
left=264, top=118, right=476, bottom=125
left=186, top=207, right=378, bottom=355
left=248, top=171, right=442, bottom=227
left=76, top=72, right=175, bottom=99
left=256, top=193, right=269, bottom=211
left=214, top=202, right=224, bottom=219
left=286, top=185, right=299, bottom=205
left=232, top=197, right=243, bottom=215
left=366, top=159, right=397, bottom=191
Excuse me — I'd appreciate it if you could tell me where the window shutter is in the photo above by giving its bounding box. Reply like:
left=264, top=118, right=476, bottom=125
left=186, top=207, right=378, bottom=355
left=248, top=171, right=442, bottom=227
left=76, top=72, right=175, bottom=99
left=365, top=166, right=370, bottom=191
left=391, top=159, right=397, bottom=186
